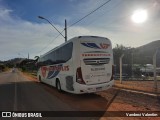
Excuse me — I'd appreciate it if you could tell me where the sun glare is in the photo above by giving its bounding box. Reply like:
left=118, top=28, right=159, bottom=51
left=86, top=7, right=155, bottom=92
left=131, top=9, right=148, bottom=23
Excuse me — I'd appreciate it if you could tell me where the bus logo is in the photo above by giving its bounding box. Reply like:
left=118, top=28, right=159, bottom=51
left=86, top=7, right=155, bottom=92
left=81, top=43, right=110, bottom=49
left=100, top=43, right=110, bottom=49
left=41, top=67, right=47, bottom=78
left=41, top=64, right=69, bottom=79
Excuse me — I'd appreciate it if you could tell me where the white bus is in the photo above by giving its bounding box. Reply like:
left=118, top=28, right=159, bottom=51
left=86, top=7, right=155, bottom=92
left=37, top=36, right=114, bottom=94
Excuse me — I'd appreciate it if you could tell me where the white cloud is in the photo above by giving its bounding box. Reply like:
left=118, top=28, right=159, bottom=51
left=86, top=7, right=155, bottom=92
left=0, top=8, right=13, bottom=24
left=0, top=8, right=66, bottom=60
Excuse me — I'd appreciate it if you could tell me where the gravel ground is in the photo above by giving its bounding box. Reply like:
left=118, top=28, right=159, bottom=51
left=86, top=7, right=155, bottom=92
left=97, top=88, right=160, bottom=120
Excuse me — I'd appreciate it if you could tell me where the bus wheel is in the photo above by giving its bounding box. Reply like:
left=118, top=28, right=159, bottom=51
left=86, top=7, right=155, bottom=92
left=39, top=76, right=42, bottom=82
left=56, top=80, right=62, bottom=92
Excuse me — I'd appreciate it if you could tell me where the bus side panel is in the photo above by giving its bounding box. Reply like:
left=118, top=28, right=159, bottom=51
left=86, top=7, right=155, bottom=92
left=56, top=42, right=75, bottom=92
left=61, top=40, right=80, bottom=93
left=38, top=66, right=51, bottom=85
left=72, top=39, right=80, bottom=88
left=59, top=39, right=81, bottom=94
left=37, top=41, right=75, bottom=93
left=58, top=58, right=74, bottom=92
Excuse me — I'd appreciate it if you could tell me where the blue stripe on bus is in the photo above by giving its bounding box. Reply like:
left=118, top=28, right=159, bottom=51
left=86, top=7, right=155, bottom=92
left=81, top=43, right=100, bottom=49
left=47, top=64, right=62, bottom=79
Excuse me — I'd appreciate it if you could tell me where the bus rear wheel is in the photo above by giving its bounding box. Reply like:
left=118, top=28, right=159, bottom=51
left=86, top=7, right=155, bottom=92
left=56, top=80, right=62, bottom=92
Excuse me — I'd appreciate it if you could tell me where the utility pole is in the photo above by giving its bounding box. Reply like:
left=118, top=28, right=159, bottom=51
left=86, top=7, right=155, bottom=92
left=28, top=53, right=29, bottom=59
left=153, top=49, right=158, bottom=92
left=38, top=16, right=67, bottom=42
left=120, top=54, right=124, bottom=84
left=131, top=52, right=133, bottom=78
left=65, top=19, right=67, bottom=42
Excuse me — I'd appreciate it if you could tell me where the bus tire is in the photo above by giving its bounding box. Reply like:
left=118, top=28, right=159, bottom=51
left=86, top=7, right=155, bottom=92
left=56, top=80, right=62, bottom=92
left=39, top=76, right=42, bottom=82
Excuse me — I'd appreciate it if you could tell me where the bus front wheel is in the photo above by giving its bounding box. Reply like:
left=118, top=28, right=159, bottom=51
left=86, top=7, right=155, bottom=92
left=39, top=76, right=42, bottom=82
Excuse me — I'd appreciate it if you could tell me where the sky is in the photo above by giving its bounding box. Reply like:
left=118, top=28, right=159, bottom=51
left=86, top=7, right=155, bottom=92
left=0, top=0, right=160, bottom=61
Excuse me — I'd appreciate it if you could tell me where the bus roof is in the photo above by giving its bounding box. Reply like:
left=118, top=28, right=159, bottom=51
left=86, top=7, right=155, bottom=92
left=77, top=36, right=109, bottom=40
left=40, top=36, right=110, bottom=58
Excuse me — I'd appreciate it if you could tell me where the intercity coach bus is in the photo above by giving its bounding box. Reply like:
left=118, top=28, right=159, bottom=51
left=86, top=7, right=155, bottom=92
left=37, top=36, right=114, bottom=94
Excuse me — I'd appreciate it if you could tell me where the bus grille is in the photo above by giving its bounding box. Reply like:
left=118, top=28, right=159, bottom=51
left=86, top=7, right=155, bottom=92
left=83, top=58, right=110, bottom=65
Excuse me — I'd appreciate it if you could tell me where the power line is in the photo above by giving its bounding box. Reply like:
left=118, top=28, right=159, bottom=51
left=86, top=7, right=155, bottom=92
left=35, top=0, right=112, bottom=56
left=21, top=0, right=154, bottom=58
left=68, top=0, right=154, bottom=37
left=36, top=30, right=64, bottom=55
left=68, top=0, right=112, bottom=28
left=68, top=0, right=121, bottom=37
left=82, top=1, right=122, bottom=28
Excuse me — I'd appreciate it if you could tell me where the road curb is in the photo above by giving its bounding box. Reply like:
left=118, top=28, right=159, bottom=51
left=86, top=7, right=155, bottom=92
left=114, top=86, right=160, bottom=98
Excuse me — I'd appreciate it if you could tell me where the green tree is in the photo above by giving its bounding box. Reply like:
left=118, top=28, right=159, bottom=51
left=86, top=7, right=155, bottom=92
left=113, top=44, right=133, bottom=75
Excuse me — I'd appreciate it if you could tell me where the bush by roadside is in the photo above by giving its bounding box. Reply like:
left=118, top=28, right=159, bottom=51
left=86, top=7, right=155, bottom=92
left=0, top=64, right=10, bottom=72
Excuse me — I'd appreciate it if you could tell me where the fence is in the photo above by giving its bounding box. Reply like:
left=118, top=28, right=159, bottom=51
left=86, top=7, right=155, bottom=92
left=113, top=50, right=160, bottom=94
